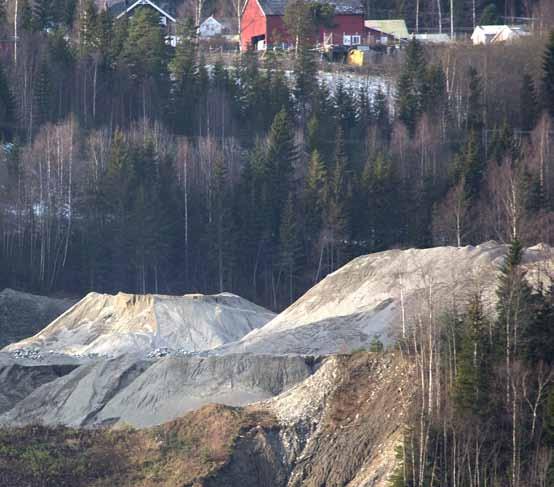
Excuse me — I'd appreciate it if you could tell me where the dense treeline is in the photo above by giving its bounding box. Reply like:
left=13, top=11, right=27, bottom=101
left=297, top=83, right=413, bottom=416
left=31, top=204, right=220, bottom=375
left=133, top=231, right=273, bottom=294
left=390, top=240, right=554, bottom=486
left=1, top=2, right=554, bottom=310
left=370, top=0, right=545, bottom=33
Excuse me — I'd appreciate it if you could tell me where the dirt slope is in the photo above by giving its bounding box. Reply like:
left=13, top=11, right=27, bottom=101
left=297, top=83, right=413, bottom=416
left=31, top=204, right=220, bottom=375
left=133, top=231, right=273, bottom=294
left=0, top=352, right=415, bottom=487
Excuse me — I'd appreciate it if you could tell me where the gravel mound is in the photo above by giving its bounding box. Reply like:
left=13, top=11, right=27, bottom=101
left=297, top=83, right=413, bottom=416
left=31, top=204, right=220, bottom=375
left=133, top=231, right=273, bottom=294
left=4, top=291, right=275, bottom=357
left=219, top=242, right=554, bottom=355
left=0, top=353, right=316, bottom=428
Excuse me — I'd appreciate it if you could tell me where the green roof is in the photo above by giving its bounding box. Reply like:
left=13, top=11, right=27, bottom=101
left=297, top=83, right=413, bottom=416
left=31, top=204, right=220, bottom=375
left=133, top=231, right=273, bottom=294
left=364, top=19, right=409, bottom=39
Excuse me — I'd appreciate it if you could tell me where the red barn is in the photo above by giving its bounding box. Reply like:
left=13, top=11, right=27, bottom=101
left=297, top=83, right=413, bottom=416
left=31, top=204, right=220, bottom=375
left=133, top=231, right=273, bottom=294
left=240, top=0, right=364, bottom=51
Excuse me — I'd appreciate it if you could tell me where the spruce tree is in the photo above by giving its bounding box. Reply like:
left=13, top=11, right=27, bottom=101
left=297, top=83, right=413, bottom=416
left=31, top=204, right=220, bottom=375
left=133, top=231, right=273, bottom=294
left=396, top=38, right=427, bottom=136
left=424, top=63, right=447, bottom=118
left=523, top=285, right=554, bottom=366
left=269, top=69, right=291, bottom=123
left=479, top=3, right=500, bottom=24
left=96, top=9, right=114, bottom=64
left=489, top=120, right=519, bottom=163
left=19, top=0, right=33, bottom=32
left=119, top=8, right=167, bottom=83
left=33, top=60, right=53, bottom=126
left=461, top=130, right=482, bottom=200
left=234, top=142, right=270, bottom=298
left=101, top=132, right=134, bottom=290
left=235, top=48, right=267, bottom=134
left=367, top=152, right=399, bottom=250
left=467, top=66, right=484, bottom=133
left=543, top=31, right=554, bottom=118
left=279, top=193, right=300, bottom=304
left=495, top=240, right=533, bottom=362
left=520, top=72, right=538, bottom=133
left=334, top=81, right=357, bottom=138
left=78, top=0, right=99, bottom=57
left=266, top=109, right=297, bottom=239
left=369, top=335, right=384, bottom=352
left=170, top=17, right=199, bottom=134
left=110, top=11, right=127, bottom=62
left=307, top=83, right=336, bottom=159
left=306, top=115, right=321, bottom=155
left=323, top=127, right=350, bottom=270
left=0, top=1, right=6, bottom=24
left=305, top=149, right=328, bottom=237
left=373, top=87, right=391, bottom=144
left=294, top=40, right=317, bottom=117
left=211, top=58, right=229, bottom=93
left=0, top=64, right=15, bottom=140
left=209, top=158, right=233, bottom=292
left=32, top=0, right=54, bottom=32
left=356, top=87, right=371, bottom=141
left=454, top=294, right=491, bottom=417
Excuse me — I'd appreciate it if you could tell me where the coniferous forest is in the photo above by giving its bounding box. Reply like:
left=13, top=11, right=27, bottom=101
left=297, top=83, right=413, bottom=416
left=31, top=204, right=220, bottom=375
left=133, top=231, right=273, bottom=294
left=0, top=0, right=552, bottom=310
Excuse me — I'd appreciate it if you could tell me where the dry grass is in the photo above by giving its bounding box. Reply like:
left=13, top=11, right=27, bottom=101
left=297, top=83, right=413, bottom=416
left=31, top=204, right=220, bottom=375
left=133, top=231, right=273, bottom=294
left=0, top=404, right=278, bottom=487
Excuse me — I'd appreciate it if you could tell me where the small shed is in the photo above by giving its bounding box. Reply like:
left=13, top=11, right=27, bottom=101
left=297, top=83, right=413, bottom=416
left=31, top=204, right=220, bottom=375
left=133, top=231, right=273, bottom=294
left=471, top=25, right=504, bottom=45
left=364, top=19, right=409, bottom=45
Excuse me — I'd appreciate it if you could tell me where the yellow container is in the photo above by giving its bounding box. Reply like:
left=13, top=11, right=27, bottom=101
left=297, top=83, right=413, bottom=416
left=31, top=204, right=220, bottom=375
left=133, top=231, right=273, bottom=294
left=347, top=49, right=364, bottom=66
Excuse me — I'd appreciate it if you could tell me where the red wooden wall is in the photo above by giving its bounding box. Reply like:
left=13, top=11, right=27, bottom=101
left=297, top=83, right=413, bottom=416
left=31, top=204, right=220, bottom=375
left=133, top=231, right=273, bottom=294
left=240, top=0, right=267, bottom=51
left=241, top=0, right=365, bottom=50
left=266, top=15, right=364, bottom=47
left=317, top=15, right=365, bottom=44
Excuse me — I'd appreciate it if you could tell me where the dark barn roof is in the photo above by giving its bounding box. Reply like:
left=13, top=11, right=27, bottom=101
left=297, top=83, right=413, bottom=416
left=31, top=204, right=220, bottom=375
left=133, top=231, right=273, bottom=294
left=258, top=0, right=364, bottom=16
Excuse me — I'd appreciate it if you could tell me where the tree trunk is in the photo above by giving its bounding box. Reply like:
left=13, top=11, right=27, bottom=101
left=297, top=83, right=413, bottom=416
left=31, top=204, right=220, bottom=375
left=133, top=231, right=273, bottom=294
left=450, top=0, right=454, bottom=39
left=14, top=0, right=18, bottom=65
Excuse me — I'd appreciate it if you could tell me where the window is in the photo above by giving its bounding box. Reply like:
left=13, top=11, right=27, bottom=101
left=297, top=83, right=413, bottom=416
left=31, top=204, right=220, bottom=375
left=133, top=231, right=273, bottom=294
left=343, top=34, right=351, bottom=46
left=351, top=34, right=361, bottom=45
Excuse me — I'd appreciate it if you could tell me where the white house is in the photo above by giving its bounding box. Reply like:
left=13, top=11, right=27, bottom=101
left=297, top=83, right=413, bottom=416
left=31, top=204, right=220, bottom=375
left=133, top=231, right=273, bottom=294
left=471, top=25, right=529, bottom=45
left=109, top=0, right=177, bottom=41
left=199, top=16, right=224, bottom=37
